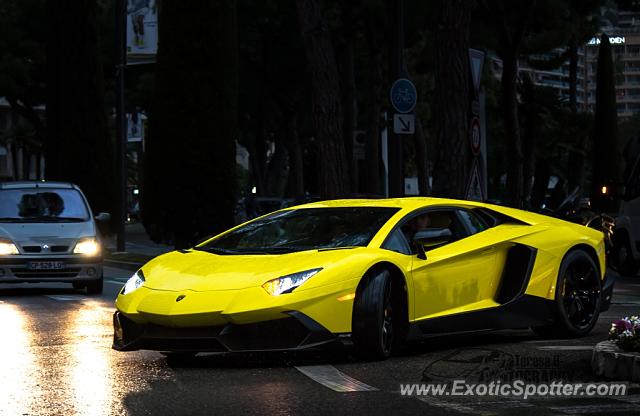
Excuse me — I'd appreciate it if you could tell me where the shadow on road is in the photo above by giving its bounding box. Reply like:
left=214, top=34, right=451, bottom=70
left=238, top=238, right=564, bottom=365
left=0, top=285, right=84, bottom=297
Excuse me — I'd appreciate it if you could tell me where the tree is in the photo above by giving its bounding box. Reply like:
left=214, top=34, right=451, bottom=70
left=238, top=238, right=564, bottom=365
left=592, top=33, right=622, bottom=211
left=479, top=0, right=535, bottom=208
left=0, top=0, right=47, bottom=145
left=296, top=0, right=350, bottom=198
left=142, top=1, right=238, bottom=248
left=431, top=0, right=473, bottom=198
left=45, top=0, right=115, bottom=216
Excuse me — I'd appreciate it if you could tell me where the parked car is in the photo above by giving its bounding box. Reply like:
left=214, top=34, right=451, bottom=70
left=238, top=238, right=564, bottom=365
left=0, top=181, right=110, bottom=293
left=611, top=136, right=640, bottom=276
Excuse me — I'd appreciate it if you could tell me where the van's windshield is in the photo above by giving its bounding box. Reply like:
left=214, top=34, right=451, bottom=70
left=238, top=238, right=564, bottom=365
left=0, top=188, right=90, bottom=222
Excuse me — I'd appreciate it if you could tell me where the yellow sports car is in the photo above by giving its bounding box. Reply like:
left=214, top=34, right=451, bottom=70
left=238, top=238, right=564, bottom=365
left=113, top=198, right=614, bottom=359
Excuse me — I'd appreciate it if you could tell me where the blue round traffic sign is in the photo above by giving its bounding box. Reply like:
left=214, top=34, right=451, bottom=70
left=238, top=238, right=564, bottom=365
left=390, top=78, right=417, bottom=113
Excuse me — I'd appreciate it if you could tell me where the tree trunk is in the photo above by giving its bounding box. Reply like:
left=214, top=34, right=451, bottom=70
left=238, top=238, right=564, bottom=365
left=501, top=52, right=524, bottom=208
left=339, top=2, right=358, bottom=194
left=364, top=12, right=382, bottom=196
left=143, top=1, right=238, bottom=248
left=296, top=0, right=349, bottom=198
left=567, top=37, right=585, bottom=191
left=521, top=74, right=536, bottom=209
left=285, top=116, right=305, bottom=198
left=45, top=0, right=115, bottom=217
left=414, top=117, right=430, bottom=195
left=431, top=0, right=472, bottom=198
left=592, top=34, right=622, bottom=212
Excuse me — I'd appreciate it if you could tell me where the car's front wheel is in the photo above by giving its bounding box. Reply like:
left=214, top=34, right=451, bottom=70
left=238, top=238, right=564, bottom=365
left=532, top=250, right=601, bottom=338
left=352, top=269, right=398, bottom=360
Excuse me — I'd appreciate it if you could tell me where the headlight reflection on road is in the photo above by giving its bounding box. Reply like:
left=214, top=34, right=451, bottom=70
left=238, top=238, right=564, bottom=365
left=67, top=303, right=119, bottom=416
left=0, top=303, right=41, bottom=415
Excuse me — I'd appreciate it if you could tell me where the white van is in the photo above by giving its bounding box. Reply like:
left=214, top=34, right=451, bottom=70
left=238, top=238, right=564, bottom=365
left=0, top=181, right=109, bottom=293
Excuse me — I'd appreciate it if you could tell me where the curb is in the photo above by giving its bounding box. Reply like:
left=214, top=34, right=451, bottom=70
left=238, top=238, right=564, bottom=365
left=591, top=340, right=640, bottom=381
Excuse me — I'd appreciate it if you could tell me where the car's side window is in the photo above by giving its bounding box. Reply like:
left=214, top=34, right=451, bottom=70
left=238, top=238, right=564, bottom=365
left=381, top=228, right=412, bottom=255
left=457, top=209, right=489, bottom=236
left=397, top=209, right=469, bottom=254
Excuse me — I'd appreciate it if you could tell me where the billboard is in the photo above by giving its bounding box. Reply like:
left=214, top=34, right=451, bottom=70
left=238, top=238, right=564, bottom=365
left=126, top=0, right=158, bottom=62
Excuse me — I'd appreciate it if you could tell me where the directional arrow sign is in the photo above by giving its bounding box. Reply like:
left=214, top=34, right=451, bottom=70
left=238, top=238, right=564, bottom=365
left=393, top=113, right=415, bottom=135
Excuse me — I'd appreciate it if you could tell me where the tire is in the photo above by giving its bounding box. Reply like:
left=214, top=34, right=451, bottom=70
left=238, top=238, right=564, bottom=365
left=532, top=250, right=602, bottom=338
left=613, top=232, right=639, bottom=277
left=352, top=269, right=402, bottom=360
left=85, top=276, right=104, bottom=295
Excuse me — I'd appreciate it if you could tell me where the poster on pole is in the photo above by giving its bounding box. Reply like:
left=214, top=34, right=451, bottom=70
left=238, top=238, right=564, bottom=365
left=126, top=0, right=158, bottom=63
left=127, top=112, right=146, bottom=143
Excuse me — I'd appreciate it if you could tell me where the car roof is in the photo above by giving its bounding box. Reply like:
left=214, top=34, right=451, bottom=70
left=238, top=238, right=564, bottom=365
left=0, top=181, right=78, bottom=190
left=290, top=197, right=479, bottom=210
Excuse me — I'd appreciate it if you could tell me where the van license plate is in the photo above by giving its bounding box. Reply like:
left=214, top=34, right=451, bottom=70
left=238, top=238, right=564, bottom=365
left=27, top=261, right=66, bottom=270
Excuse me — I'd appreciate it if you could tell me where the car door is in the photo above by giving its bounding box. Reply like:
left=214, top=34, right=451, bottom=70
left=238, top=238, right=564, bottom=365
left=409, top=208, right=506, bottom=321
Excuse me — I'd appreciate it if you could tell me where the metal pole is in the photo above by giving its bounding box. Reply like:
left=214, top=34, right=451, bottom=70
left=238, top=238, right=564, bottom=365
left=115, top=0, right=127, bottom=251
left=388, top=0, right=404, bottom=197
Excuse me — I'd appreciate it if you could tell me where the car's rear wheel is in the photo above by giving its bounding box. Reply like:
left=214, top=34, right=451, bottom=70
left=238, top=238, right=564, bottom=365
left=532, top=250, right=601, bottom=338
left=352, top=269, right=398, bottom=360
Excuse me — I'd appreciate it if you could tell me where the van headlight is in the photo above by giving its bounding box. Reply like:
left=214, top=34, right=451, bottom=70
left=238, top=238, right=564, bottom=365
left=73, top=238, right=100, bottom=255
left=122, top=270, right=145, bottom=295
left=262, top=268, right=322, bottom=296
left=0, top=239, right=19, bottom=255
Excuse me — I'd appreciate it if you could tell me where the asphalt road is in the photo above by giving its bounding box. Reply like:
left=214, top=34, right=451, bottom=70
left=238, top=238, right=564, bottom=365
left=1, top=267, right=639, bottom=416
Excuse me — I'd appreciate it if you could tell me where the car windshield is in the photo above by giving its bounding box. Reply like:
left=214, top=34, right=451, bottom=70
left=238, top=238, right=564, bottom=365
left=0, top=188, right=90, bottom=222
left=197, top=207, right=399, bottom=254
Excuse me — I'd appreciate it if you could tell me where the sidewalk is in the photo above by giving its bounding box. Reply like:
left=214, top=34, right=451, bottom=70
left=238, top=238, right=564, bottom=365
left=104, top=222, right=173, bottom=270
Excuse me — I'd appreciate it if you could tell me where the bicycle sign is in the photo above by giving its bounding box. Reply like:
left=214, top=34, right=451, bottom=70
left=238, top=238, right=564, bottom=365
left=390, top=78, right=417, bottom=114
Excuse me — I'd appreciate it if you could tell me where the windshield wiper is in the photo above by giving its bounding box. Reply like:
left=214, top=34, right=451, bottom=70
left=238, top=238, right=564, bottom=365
left=197, top=247, right=242, bottom=255
left=0, top=217, right=24, bottom=222
left=24, top=216, right=85, bottom=222
left=317, top=246, right=359, bottom=252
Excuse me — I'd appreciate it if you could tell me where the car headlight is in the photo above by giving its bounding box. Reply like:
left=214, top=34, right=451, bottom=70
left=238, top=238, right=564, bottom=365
left=73, top=238, right=100, bottom=255
left=0, top=239, right=19, bottom=255
left=262, top=268, right=322, bottom=296
left=122, top=270, right=145, bottom=295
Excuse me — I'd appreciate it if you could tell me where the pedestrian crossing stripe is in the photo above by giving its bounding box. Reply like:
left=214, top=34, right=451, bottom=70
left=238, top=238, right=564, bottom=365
left=45, top=295, right=84, bottom=301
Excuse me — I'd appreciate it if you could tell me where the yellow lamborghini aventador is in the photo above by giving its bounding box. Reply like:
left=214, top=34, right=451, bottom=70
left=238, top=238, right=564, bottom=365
left=113, top=198, right=614, bottom=360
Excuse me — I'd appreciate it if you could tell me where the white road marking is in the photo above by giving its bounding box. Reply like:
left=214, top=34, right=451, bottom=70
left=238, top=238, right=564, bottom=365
left=549, top=403, right=640, bottom=414
left=521, top=339, right=573, bottom=344
left=536, top=346, right=594, bottom=351
left=418, top=397, right=496, bottom=416
left=294, top=365, right=378, bottom=392
left=45, top=295, right=84, bottom=302
left=106, top=280, right=126, bottom=286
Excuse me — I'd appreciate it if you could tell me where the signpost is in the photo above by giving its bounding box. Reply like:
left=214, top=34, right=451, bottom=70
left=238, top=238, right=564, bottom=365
left=465, top=159, right=485, bottom=201
left=390, top=78, right=417, bottom=114
left=393, top=113, right=415, bottom=135
left=467, top=48, right=487, bottom=202
left=470, top=117, right=481, bottom=156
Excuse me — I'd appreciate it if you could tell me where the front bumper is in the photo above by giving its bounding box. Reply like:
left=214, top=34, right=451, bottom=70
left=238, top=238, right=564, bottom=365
left=0, top=255, right=102, bottom=283
left=112, top=310, right=345, bottom=352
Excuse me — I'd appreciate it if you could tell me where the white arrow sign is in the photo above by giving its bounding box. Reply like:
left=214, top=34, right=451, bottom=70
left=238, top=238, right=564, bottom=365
left=393, top=113, right=415, bottom=135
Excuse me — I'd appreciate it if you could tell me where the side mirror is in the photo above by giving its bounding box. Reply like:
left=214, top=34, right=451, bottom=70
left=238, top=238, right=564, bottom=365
left=413, top=228, right=452, bottom=260
left=95, top=212, right=111, bottom=222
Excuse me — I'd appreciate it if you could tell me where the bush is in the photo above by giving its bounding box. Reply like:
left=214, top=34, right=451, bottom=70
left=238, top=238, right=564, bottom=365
left=609, top=316, right=640, bottom=352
